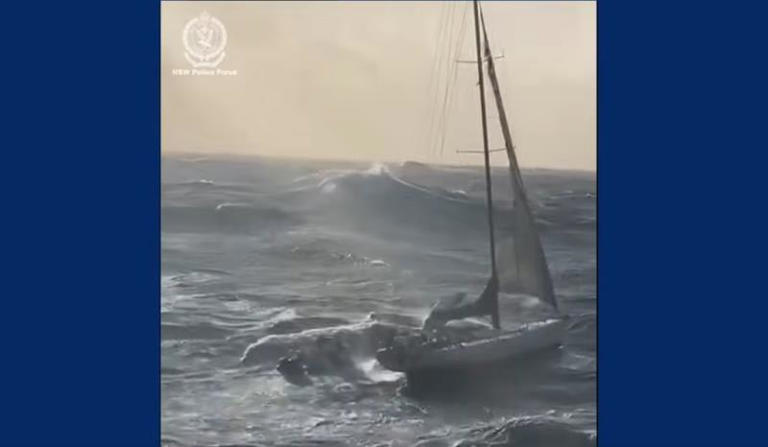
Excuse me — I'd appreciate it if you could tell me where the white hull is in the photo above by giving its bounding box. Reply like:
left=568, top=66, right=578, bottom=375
left=377, top=317, right=568, bottom=372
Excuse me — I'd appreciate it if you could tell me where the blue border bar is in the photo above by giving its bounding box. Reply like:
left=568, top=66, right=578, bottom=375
left=2, top=0, right=160, bottom=445
left=599, top=0, right=768, bottom=445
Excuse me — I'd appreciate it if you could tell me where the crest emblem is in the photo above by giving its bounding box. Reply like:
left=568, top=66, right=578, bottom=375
left=183, top=11, right=227, bottom=68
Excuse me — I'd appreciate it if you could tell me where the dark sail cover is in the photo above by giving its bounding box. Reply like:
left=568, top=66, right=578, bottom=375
left=423, top=277, right=499, bottom=330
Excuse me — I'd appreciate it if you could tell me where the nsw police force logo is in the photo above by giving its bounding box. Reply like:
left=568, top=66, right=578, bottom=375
left=183, top=11, right=227, bottom=68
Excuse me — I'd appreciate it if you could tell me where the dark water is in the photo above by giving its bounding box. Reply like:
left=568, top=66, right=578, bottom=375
left=161, top=154, right=596, bottom=446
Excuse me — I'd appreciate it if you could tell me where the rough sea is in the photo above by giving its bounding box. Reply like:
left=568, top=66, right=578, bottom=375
left=161, top=154, right=596, bottom=446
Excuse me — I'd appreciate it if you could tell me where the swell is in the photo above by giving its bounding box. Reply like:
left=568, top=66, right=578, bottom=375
left=161, top=163, right=594, bottom=238
left=457, top=415, right=596, bottom=447
left=161, top=204, right=302, bottom=235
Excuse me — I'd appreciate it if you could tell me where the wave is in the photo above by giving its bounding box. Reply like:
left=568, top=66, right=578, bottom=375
left=311, top=164, right=472, bottom=202
left=301, top=165, right=490, bottom=239
left=240, top=320, right=408, bottom=367
left=161, top=322, right=234, bottom=341
left=162, top=179, right=257, bottom=194
left=301, top=164, right=592, bottom=234
left=161, top=162, right=594, bottom=238
left=240, top=320, right=417, bottom=387
left=265, top=316, right=351, bottom=335
left=457, top=415, right=595, bottom=447
left=161, top=204, right=301, bottom=235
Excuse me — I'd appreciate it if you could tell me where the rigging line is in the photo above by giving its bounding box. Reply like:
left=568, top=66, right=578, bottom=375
left=424, top=5, right=443, bottom=159
left=425, top=2, right=449, bottom=159
left=481, top=8, right=513, bottom=142
left=435, top=1, right=461, bottom=158
left=437, top=3, right=456, bottom=154
left=432, top=2, right=457, bottom=159
left=438, top=2, right=470, bottom=157
left=435, top=2, right=458, bottom=158
left=429, top=3, right=454, bottom=157
left=424, top=2, right=445, bottom=160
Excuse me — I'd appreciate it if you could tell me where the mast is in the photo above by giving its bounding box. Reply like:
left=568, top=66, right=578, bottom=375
left=473, top=0, right=500, bottom=328
left=423, top=1, right=558, bottom=329
left=423, top=3, right=558, bottom=331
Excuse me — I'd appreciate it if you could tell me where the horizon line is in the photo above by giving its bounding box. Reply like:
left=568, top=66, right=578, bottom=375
left=162, top=149, right=596, bottom=174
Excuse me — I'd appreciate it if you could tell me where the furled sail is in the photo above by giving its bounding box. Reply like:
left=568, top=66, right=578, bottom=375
left=481, top=11, right=558, bottom=311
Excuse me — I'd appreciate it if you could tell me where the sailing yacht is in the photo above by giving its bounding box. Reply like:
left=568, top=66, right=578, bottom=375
left=376, top=0, right=568, bottom=374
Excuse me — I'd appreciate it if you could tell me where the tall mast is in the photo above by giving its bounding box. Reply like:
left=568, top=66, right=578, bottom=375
left=473, top=0, right=497, bottom=280
left=473, top=0, right=500, bottom=329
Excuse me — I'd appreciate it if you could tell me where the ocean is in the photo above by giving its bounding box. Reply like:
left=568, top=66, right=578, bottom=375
left=161, top=154, right=596, bottom=446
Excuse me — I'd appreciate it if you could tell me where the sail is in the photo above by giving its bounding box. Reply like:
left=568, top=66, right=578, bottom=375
left=481, top=11, right=558, bottom=311
left=423, top=1, right=557, bottom=331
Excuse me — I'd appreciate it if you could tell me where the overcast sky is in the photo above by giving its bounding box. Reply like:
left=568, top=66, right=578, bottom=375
left=162, top=1, right=595, bottom=170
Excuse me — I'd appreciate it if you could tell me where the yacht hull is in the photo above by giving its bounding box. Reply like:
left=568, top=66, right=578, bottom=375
left=376, top=317, right=568, bottom=373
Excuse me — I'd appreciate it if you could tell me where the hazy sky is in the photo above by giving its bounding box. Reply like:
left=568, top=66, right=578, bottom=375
left=162, top=1, right=595, bottom=170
